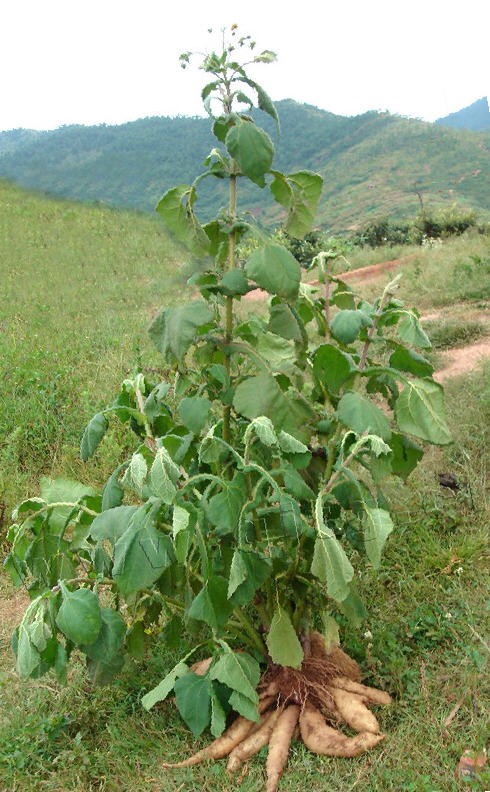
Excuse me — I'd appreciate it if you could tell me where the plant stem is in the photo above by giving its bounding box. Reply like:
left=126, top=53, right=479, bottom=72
left=223, top=170, right=237, bottom=445
left=233, top=608, right=266, bottom=656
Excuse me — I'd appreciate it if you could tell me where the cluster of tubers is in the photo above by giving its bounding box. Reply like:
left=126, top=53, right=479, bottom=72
left=162, top=634, right=392, bottom=791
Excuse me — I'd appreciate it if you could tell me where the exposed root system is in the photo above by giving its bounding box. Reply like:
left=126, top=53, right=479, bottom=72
left=162, top=633, right=392, bottom=791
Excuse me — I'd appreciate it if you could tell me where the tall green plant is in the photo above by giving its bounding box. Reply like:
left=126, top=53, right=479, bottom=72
left=5, top=28, right=451, bottom=770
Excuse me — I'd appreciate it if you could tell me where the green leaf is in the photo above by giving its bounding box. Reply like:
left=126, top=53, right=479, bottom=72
left=337, top=392, right=391, bottom=440
left=82, top=608, right=126, bottom=684
left=149, top=449, right=177, bottom=504
left=149, top=301, right=214, bottom=365
left=225, top=120, right=274, bottom=187
left=227, top=550, right=272, bottom=606
left=101, top=467, right=125, bottom=510
left=268, top=303, right=304, bottom=341
left=178, top=396, right=212, bottom=435
left=172, top=505, right=193, bottom=564
left=156, top=185, right=209, bottom=254
left=89, top=505, right=138, bottom=546
left=266, top=607, right=304, bottom=669
left=113, top=506, right=175, bottom=596
left=338, top=584, right=367, bottom=627
left=121, top=452, right=148, bottom=497
left=218, top=268, right=250, bottom=297
left=398, top=313, right=431, bottom=349
left=271, top=171, right=323, bottom=238
left=389, top=345, right=434, bottom=377
left=313, top=344, right=355, bottom=394
left=174, top=673, right=212, bottom=737
left=141, top=660, right=189, bottom=710
left=56, top=585, right=102, bottom=646
left=245, top=243, right=301, bottom=299
left=277, top=431, right=308, bottom=454
left=210, top=691, right=227, bottom=737
left=188, top=576, right=234, bottom=631
left=395, top=379, right=452, bottom=445
left=40, top=477, right=94, bottom=533
left=363, top=508, right=393, bottom=569
left=229, top=690, right=260, bottom=722
left=233, top=373, right=290, bottom=427
left=210, top=650, right=260, bottom=703
left=245, top=416, right=278, bottom=448
left=16, top=623, right=42, bottom=679
left=330, top=310, right=372, bottom=345
left=80, top=412, right=108, bottom=461
left=207, top=473, right=248, bottom=536
left=389, top=432, right=424, bottom=480
left=311, top=495, right=354, bottom=602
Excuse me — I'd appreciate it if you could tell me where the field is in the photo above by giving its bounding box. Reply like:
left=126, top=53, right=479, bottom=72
left=0, top=183, right=489, bottom=791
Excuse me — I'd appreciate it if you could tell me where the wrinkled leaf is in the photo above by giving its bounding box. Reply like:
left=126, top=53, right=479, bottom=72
left=245, top=243, right=301, bottom=300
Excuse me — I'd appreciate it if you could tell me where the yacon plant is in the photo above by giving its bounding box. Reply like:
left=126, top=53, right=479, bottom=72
left=5, top=29, right=452, bottom=791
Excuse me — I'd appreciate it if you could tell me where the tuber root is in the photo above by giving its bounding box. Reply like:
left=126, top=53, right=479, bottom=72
left=299, top=703, right=385, bottom=757
left=266, top=705, right=300, bottom=792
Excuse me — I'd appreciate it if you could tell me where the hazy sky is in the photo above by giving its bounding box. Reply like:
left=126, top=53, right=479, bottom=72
left=1, top=0, right=488, bottom=132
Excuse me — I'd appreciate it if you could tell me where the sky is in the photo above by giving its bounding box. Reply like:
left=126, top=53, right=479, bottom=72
left=0, top=0, right=488, bottom=132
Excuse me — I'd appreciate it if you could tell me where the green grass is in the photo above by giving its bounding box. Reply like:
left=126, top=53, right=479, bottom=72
left=0, top=181, right=185, bottom=515
left=0, top=184, right=489, bottom=791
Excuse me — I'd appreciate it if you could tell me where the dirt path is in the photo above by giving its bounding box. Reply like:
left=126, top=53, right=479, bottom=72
left=434, top=338, right=490, bottom=382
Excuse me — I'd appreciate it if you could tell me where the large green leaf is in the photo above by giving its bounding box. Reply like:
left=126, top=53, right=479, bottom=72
left=313, top=344, right=355, bottom=394
left=141, top=660, right=189, bottom=710
left=121, top=452, right=148, bottom=497
left=266, top=607, right=304, bottom=669
left=225, top=120, right=274, bottom=187
left=227, top=549, right=272, bottom=606
left=156, top=185, right=209, bottom=254
left=207, top=472, right=248, bottom=536
left=112, top=506, right=175, bottom=597
left=233, top=372, right=298, bottom=434
left=149, top=448, right=180, bottom=504
left=337, top=391, right=391, bottom=440
left=89, top=505, right=138, bottom=546
left=56, top=585, right=102, bottom=646
left=82, top=608, right=126, bottom=684
left=311, top=495, right=354, bottom=602
left=149, top=301, right=214, bottom=365
left=40, top=477, right=94, bottom=533
left=330, top=309, right=372, bottom=345
left=395, top=379, right=452, bottom=445
left=187, top=576, right=234, bottom=631
left=80, top=412, right=108, bottom=461
left=174, top=673, right=212, bottom=737
left=363, top=507, right=393, bottom=569
left=268, top=302, right=304, bottom=341
left=270, top=171, right=323, bottom=237
left=178, top=396, right=212, bottom=435
left=389, top=432, right=424, bottom=480
left=245, top=244, right=300, bottom=299
left=210, top=650, right=260, bottom=704
left=398, top=313, right=431, bottom=349
left=389, top=345, right=434, bottom=377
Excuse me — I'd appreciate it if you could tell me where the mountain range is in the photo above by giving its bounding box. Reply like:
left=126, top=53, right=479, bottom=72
left=0, top=98, right=488, bottom=232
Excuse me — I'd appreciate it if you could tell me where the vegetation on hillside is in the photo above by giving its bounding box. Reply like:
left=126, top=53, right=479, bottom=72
left=0, top=99, right=488, bottom=232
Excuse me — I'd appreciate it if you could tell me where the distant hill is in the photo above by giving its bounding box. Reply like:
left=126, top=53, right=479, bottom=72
left=0, top=100, right=488, bottom=232
left=436, top=97, right=490, bottom=132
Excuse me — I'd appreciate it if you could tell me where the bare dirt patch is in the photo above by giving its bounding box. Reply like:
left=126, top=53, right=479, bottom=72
left=434, top=338, right=490, bottom=382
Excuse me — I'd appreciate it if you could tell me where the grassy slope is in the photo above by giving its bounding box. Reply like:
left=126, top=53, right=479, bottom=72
left=0, top=180, right=183, bottom=512
left=0, top=184, right=489, bottom=790
left=0, top=101, right=489, bottom=231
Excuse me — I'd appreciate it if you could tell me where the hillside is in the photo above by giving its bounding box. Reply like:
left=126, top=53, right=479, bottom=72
left=436, top=97, right=490, bottom=132
left=0, top=100, right=489, bottom=231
